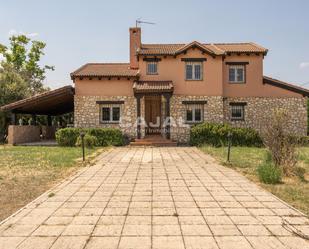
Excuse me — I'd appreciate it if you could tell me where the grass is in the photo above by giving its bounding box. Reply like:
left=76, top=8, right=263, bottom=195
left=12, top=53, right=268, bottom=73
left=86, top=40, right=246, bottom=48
left=199, top=146, right=309, bottom=216
left=0, top=145, right=103, bottom=221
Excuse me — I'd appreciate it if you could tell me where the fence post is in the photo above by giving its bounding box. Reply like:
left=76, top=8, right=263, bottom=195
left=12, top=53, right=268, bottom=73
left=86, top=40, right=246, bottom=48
left=80, top=131, right=85, bottom=161
left=227, top=131, right=232, bottom=162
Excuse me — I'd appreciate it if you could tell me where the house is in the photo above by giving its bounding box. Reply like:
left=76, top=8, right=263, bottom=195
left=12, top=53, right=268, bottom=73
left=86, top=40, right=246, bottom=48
left=2, top=27, right=308, bottom=145
left=70, top=27, right=308, bottom=143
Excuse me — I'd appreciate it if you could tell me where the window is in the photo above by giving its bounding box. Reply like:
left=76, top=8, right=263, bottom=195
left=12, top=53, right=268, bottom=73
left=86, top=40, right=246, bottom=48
left=185, top=104, right=203, bottom=123
left=230, top=105, right=245, bottom=120
left=101, top=105, right=121, bottom=123
left=147, top=62, right=158, bottom=75
left=186, top=62, right=202, bottom=80
left=229, top=65, right=245, bottom=83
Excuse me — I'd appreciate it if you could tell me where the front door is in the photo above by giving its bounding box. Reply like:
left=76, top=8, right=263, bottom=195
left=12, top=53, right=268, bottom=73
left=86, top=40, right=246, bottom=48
left=145, top=95, right=161, bottom=134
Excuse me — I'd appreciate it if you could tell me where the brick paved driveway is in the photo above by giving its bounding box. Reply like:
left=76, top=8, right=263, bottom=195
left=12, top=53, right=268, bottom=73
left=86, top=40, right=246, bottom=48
left=0, top=147, right=308, bottom=249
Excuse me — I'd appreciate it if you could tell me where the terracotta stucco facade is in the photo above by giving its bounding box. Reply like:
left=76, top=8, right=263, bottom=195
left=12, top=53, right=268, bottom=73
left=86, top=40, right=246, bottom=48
left=72, top=27, right=308, bottom=142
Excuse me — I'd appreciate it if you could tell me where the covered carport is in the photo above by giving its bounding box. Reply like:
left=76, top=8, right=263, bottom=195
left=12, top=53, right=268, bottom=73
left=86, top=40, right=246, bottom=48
left=0, top=86, right=74, bottom=145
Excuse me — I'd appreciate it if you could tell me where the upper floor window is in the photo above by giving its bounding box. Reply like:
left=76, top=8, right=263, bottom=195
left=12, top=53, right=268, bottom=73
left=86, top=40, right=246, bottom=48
left=186, top=62, right=202, bottom=80
left=101, top=104, right=121, bottom=123
left=147, top=62, right=158, bottom=75
left=229, top=65, right=245, bottom=83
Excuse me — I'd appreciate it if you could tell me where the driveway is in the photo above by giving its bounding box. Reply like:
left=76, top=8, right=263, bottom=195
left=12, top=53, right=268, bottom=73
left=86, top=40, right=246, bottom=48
left=0, top=147, right=308, bottom=249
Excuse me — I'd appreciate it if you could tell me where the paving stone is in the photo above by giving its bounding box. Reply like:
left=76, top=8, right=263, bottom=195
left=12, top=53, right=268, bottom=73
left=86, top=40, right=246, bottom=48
left=0, top=147, right=307, bottom=249
left=17, top=237, right=56, bottom=249
left=184, top=236, right=219, bottom=249
left=85, top=237, right=119, bottom=249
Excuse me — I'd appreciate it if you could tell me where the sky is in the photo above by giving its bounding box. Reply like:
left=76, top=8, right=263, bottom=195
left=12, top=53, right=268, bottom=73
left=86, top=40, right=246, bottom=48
left=0, top=0, right=308, bottom=89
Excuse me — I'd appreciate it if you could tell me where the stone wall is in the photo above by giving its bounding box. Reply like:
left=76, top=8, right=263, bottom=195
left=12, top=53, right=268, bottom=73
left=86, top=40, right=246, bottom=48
left=74, top=95, right=137, bottom=138
left=8, top=125, right=41, bottom=145
left=170, top=95, right=224, bottom=143
left=75, top=95, right=307, bottom=143
left=223, top=97, right=307, bottom=136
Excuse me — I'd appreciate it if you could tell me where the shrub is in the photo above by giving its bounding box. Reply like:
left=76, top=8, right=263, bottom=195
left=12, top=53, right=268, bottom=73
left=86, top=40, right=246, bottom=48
left=76, top=134, right=98, bottom=148
left=190, top=122, right=262, bottom=147
left=55, top=128, right=81, bottom=146
left=87, top=128, right=124, bottom=146
left=261, top=109, right=298, bottom=176
left=56, top=127, right=124, bottom=147
left=257, top=153, right=282, bottom=184
left=294, top=167, right=306, bottom=182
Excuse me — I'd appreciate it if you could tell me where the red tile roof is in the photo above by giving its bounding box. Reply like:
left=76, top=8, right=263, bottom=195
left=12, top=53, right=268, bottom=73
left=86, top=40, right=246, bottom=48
left=138, top=42, right=268, bottom=56
left=133, top=81, right=173, bottom=93
left=71, top=63, right=139, bottom=79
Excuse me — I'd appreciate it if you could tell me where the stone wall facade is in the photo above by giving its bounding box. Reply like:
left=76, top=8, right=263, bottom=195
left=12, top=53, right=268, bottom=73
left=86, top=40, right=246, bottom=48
left=170, top=95, right=224, bottom=143
left=74, top=95, right=137, bottom=138
left=74, top=95, right=307, bottom=143
left=223, top=97, right=307, bottom=135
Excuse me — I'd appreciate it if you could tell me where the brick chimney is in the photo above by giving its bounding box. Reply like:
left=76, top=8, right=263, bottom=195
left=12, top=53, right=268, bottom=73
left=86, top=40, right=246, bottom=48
left=129, top=27, right=141, bottom=69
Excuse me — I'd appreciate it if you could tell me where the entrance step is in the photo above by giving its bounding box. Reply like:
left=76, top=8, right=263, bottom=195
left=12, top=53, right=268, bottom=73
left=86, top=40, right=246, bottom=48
left=130, top=136, right=177, bottom=147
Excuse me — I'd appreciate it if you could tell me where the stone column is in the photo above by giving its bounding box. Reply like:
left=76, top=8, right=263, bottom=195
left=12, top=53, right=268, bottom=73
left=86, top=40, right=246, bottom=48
left=47, top=115, right=52, bottom=126
left=164, top=94, right=171, bottom=139
left=32, top=114, right=37, bottom=126
left=11, top=113, right=17, bottom=125
left=136, top=94, right=142, bottom=139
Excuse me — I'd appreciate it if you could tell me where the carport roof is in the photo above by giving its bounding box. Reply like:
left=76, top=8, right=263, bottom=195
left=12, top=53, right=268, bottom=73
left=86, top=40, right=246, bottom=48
left=0, top=85, right=75, bottom=115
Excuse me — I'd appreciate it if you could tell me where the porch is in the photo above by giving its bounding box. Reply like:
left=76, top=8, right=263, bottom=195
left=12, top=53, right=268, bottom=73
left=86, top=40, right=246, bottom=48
left=133, top=80, right=174, bottom=142
left=0, top=86, right=74, bottom=145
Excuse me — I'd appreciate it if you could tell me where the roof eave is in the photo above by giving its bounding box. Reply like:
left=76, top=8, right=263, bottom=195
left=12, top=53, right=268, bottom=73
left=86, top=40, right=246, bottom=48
left=263, top=76, right=309, bottom=97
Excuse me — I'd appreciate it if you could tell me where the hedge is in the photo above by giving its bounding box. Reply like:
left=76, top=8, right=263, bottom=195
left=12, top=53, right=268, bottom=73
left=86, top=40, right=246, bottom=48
left=190, top=122, right=263, bottom=147
left=55, top=128, right=124, bottom=147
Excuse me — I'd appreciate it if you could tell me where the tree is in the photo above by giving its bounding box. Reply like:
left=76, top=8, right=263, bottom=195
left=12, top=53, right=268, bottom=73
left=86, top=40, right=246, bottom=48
left=0, top=34, right=54, bottom=96
left=0, top=35, right=54, bottom=140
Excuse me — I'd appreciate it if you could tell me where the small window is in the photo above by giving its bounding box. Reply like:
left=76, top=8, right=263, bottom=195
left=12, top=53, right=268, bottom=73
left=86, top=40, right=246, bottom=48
left=230, top=105, right=245, bottom=120
left=186, top=62, right=202, bottom=80
left=147, top=62, right=158, bottom=75
left=229, top=65, right=245, bottom=83
left=101, top=105, right=121, bottom=123
left=185, top=104, right=203, bottom=123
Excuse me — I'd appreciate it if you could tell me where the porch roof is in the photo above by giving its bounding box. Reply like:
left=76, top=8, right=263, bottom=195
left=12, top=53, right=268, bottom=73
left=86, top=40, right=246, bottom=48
left=133, top=80, right=174, bottom=94
left=0, top=86, right=75, bottom=115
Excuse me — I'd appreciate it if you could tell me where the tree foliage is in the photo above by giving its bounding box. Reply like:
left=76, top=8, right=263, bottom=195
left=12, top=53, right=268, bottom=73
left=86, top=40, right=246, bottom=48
left=0, top=35, right=54, bottom=99
left=0, top=35, right=54, bottom=139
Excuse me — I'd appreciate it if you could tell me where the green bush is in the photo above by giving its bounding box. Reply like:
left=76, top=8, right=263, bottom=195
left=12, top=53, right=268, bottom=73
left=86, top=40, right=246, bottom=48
left=55, top=128, right=81, bottom=146
left=87, top=128, right=123, bottom=146
left=55, top=127, right=124, bottom=147
left=257, top=153, right=281, bottom=184
left=190, top=122, right=262, bottom=147
left=76, top=134, right=98, bottom=148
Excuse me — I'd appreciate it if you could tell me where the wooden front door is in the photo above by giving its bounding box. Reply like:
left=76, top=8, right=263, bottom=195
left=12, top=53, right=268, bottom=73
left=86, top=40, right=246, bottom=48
left=145, top=95, right=161, bottom=134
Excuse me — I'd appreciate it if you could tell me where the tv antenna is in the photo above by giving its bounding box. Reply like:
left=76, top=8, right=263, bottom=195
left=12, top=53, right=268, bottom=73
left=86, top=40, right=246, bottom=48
left=136, top=18, right=156, bottom=27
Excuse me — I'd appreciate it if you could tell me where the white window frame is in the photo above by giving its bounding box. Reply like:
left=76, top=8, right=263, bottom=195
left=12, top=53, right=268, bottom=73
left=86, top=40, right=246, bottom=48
left=230, top=105, right=245, bottom=121
left=101, top=104, right=121, bottom=123
left=229, top=65, right=245, bottom=83
left=146, top=61, right=158, bottom=75
left=185, top=104, right=204, bottom=123
left=185, top=62, right=203, bottom=80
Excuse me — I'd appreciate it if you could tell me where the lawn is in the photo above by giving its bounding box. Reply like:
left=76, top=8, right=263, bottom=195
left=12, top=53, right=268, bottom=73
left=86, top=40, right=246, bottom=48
left=199, top=146, right=309, bottom=215
left=0, top=145, right=102, bottom=221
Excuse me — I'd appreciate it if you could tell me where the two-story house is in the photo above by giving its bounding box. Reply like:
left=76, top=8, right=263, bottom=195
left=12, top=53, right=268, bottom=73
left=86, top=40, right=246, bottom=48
left=71, top=27, right=308, bottom=143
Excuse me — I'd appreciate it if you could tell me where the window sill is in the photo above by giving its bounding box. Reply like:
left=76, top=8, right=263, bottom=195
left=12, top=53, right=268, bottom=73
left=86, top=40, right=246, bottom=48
left=146, top=73, right=159, bottom=75
left=230, top=119, right=245, bottom=121
left=185, top=121, right=203, bottom=125
left=100, top=121, right=120, bottom=124
left=229, top=81, right=246, bottom=84
left=185, top=79, right=203, bottom=81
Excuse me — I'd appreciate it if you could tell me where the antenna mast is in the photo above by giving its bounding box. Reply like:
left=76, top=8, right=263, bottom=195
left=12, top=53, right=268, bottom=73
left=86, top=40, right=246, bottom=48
left=136, top=18, right=156, bottom=27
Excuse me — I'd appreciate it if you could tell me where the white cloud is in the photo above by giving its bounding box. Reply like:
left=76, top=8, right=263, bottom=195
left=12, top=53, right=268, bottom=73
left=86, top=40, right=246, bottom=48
left=300, top=62, right=309, bottom=69
left=8, top=29, right=39, bottom=38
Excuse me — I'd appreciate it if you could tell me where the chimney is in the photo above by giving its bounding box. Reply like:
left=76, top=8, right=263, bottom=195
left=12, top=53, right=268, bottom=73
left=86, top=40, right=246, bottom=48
left=129, top=27, right=141, bottom=69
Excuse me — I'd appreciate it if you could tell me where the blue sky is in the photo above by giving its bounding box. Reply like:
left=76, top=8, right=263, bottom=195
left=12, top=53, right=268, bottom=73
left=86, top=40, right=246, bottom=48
left=0, top=0, right=308, bottom=89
